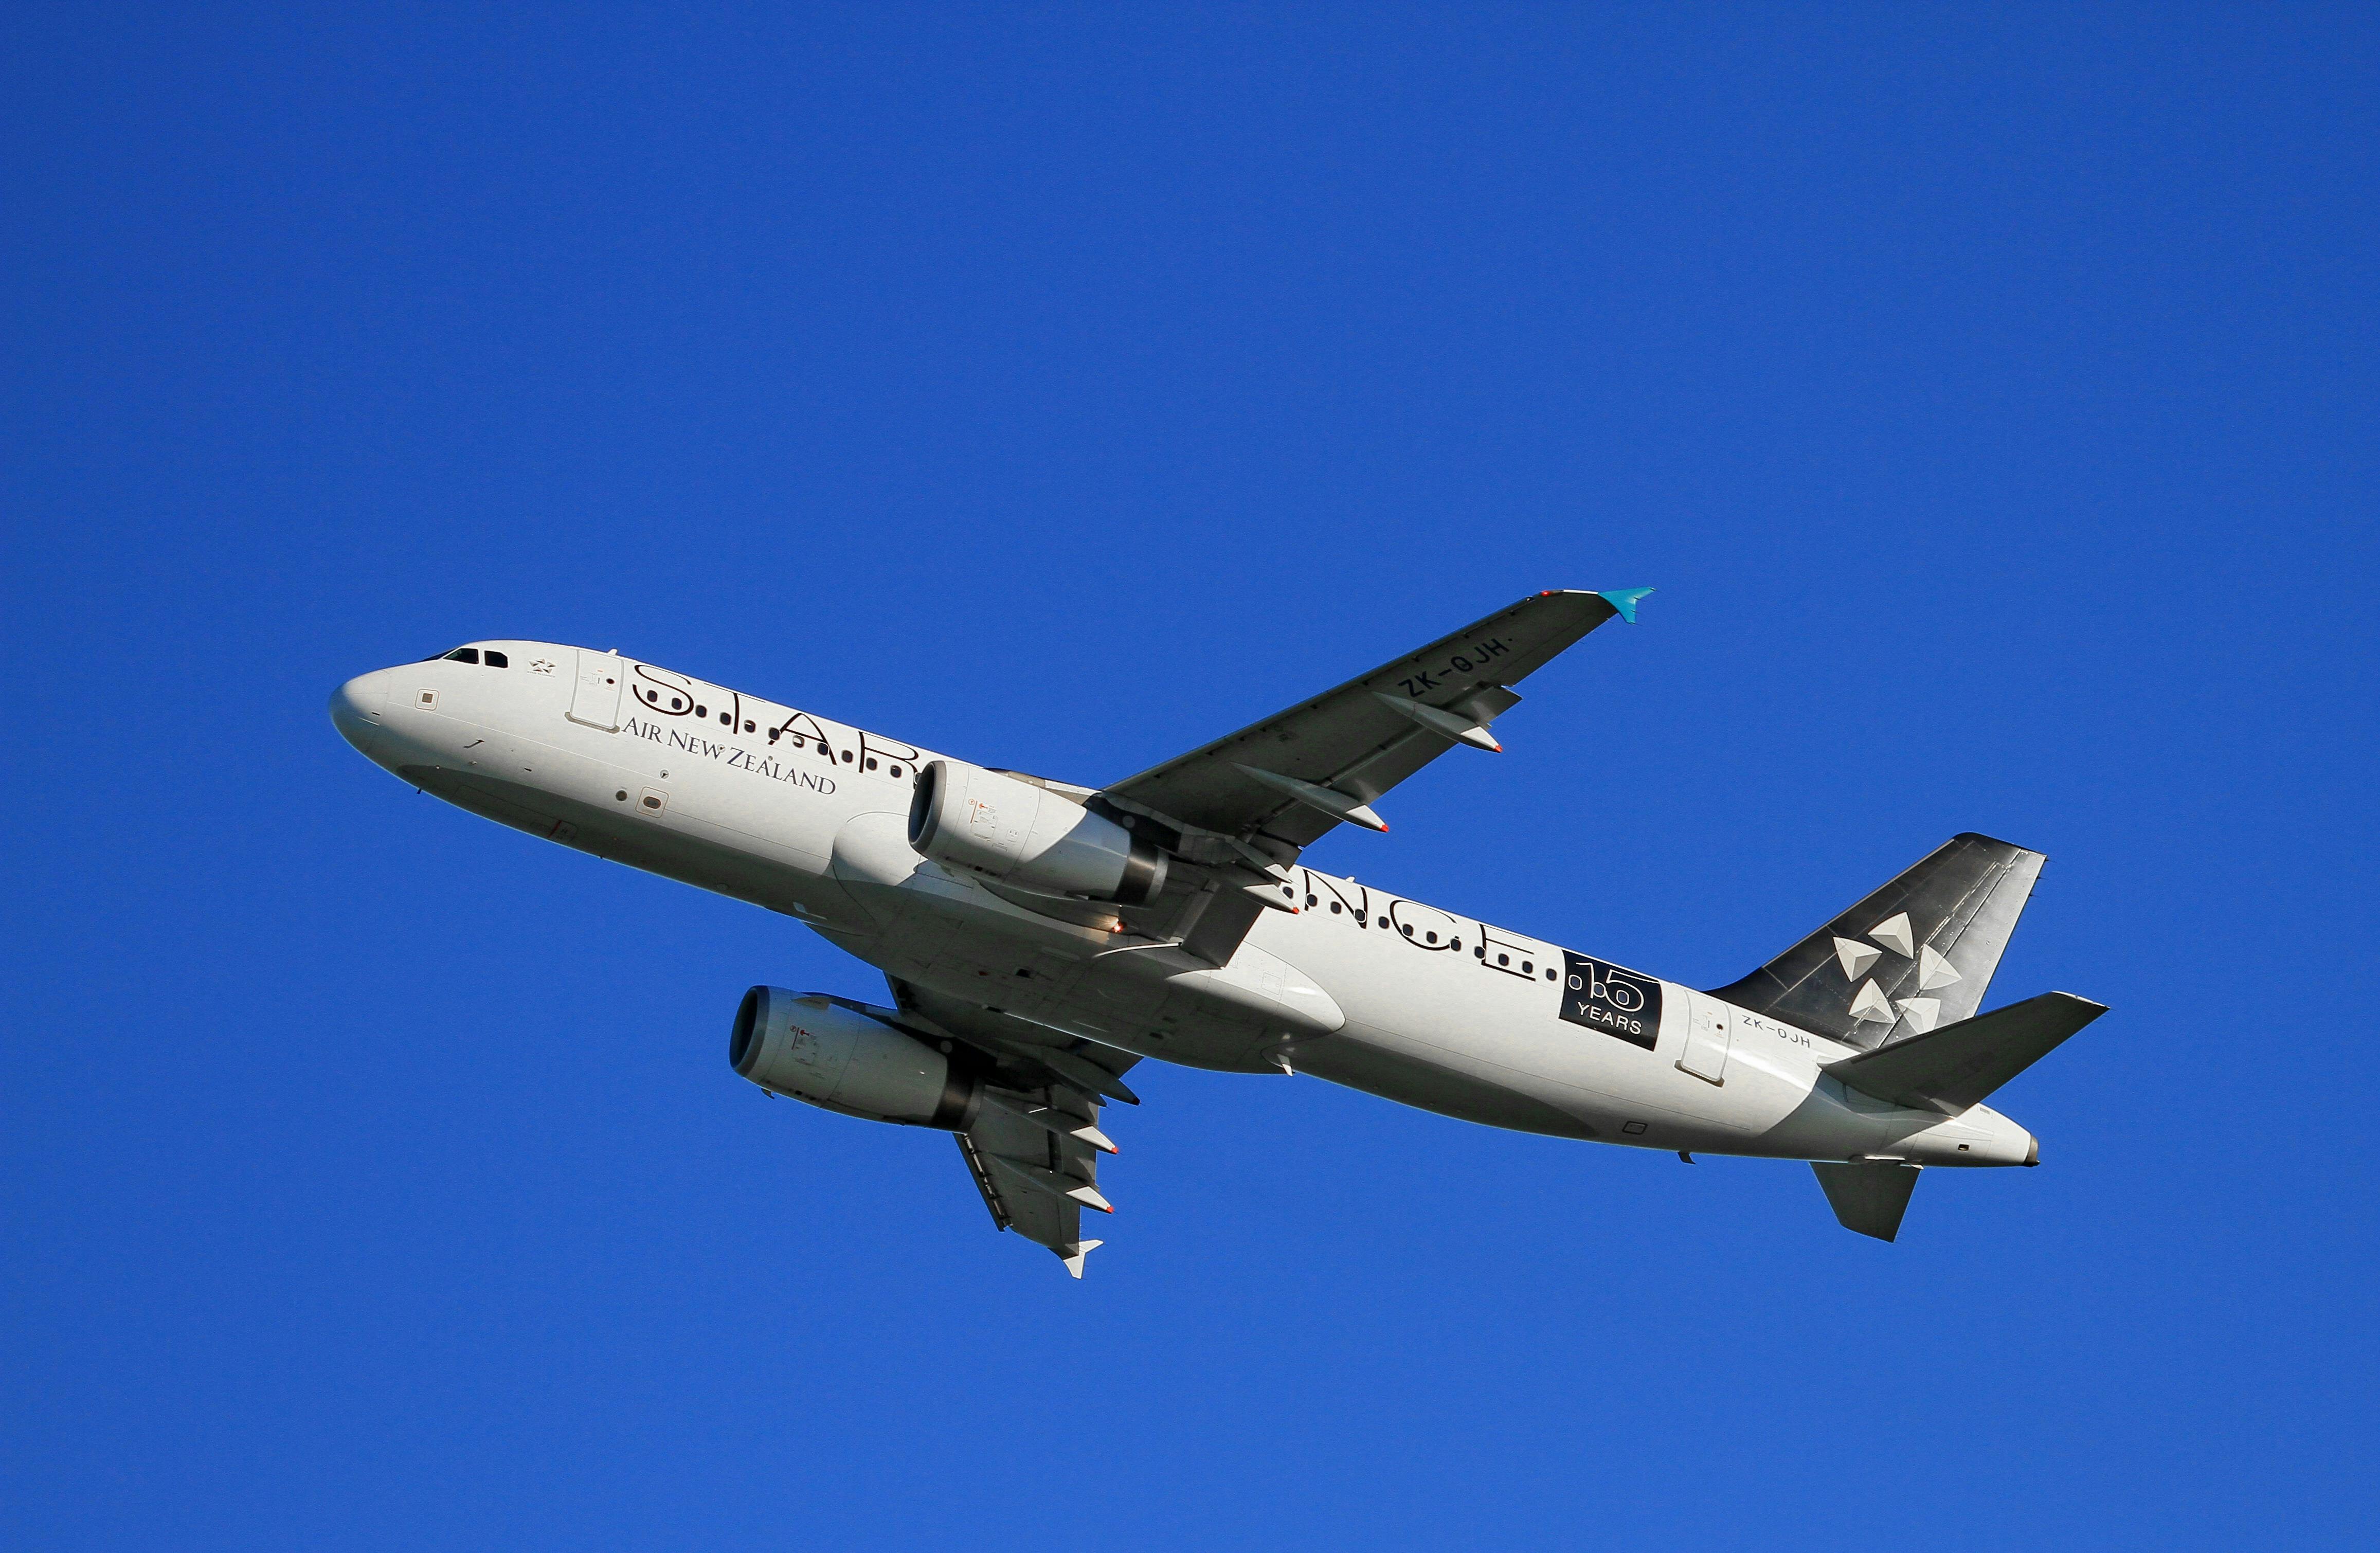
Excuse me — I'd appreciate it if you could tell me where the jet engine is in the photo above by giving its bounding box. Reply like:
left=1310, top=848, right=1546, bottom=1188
left=729, top=986, right=980, bottom=1129
left=907, top=760, right=1167, bottom=905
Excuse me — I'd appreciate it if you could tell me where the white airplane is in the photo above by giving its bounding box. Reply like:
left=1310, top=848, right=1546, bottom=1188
left=330, top=590, right=2101, bottom=1274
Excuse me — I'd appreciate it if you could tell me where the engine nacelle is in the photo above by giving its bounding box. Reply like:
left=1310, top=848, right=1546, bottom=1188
left=907, top=760, right=1167, bottom=905
left=729, top=986, right=979, bottom=1129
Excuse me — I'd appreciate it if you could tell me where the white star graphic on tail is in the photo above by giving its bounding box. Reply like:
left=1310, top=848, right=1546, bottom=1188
left=1918, top=944, right=1961, bottom=991
left=1849, top=979, right=1897, bottom=1023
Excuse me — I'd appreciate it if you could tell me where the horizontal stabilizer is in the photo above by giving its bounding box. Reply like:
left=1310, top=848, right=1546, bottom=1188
left=1825, top=991, right=2106, bottom=1116
left=1812, top=1161, right=1922, bottom=1241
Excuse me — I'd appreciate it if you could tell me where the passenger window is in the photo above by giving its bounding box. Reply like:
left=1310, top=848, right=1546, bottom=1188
left=866, top=758, right=878, bottom=770
left=1497, top=953, right=1509, bottom=965
left=842, top=750, right=854, bottom=763
left=444, top=648, right=479, bottom=664
left=889, top=764, right=903, bottom=778
left=1329, top=902, right=1342, bottom=914
left=695, top=705, right=708, bottom=718
left=1545, top=967, right=1557, bottom=979
left=484, top=650, right=508, bottom=667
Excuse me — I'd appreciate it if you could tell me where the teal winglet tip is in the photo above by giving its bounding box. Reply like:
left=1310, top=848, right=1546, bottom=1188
left=1597, top=587, right=1655, bottom=624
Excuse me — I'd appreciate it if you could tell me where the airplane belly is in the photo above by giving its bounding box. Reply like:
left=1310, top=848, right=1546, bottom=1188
left=824, top=811, right=1348, bottom=1072
left=1290, top=932, right=1836, bottom=1152
left=1292, top=1030, right=1603, bottom=1139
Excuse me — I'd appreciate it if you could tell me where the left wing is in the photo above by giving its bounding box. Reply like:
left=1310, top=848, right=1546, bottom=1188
left=1095, top=588, right=1647, bottom=961
left=1103, top=589, right=1645, bottom=849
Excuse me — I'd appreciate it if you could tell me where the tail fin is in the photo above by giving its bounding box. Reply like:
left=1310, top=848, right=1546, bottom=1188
left=1710, top=833, right=2045, bottom=1051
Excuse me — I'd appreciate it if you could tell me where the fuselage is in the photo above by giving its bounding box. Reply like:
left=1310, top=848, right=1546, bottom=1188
left=330, top=641, right=2034, bottom=1169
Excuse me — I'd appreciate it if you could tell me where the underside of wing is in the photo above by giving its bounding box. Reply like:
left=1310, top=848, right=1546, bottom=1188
left=888, top=979, right=1136, bottom=1277
left=1084, top=588, right=1647, bottom=964
left=1103, top=589, right=1642, bottom=850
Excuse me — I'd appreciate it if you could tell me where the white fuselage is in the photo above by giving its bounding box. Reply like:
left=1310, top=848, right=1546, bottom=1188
left=330, top=643, right=2034, bottom=1169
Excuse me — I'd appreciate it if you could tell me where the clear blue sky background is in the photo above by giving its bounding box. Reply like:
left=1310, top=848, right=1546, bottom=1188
left=5, top=7, right=2375, bottom=1549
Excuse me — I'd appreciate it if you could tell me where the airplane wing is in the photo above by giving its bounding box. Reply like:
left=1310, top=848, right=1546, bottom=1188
left=1104, top=588, right=1646, bottom=848
left=954, top=1103, right=1111, bottom=1277
left=1098, top=588, right=1648, bottom=961
left=888, top=979, right=1137, bottom=1278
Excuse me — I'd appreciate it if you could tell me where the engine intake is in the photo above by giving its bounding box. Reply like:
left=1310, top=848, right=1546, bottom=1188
left=730, top=986, right=979, bottom=1129
left=907, top=760, right=1167, bottom=905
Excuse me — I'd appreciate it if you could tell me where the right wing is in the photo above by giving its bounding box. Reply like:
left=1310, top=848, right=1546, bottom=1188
left=888, top=979, right=1138, bottom=1278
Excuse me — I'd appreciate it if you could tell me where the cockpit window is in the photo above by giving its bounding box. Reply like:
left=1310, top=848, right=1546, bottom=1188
left=444, top=648, right=480, bottom=664
left=483, top=650, right=508, bottom=668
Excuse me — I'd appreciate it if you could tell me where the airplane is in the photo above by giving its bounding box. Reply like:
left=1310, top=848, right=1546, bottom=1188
left=329, top=589, right=2102, bottom=1275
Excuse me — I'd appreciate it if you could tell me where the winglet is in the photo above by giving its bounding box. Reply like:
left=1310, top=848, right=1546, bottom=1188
left=1597, top=587, right=1655, bottom=624
left=1059, top=1239, right=1104, bottom=1279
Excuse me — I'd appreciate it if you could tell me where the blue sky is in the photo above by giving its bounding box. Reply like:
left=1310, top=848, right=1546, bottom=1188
left=5, top=7, right=2375, bottom=1549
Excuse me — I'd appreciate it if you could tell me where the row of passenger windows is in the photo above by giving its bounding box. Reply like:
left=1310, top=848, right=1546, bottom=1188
left=429, top=647, right=509, bottom=668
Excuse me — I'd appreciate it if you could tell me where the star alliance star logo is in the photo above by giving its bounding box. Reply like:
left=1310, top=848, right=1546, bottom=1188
left=530, top=658, right=557, bottom=675
left=1833, top=912, right=1962, bottom=1032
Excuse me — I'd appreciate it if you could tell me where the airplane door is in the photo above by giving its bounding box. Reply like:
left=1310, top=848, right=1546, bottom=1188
left=1678, top=991, right=1732, bottom=1086
left=568, top=649, right=625, bottom=731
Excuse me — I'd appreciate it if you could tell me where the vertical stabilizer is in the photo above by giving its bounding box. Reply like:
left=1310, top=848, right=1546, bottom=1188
left=1709, top=833, right=2045, bottom=1051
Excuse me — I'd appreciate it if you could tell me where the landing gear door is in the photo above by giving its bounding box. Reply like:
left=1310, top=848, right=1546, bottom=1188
left=1678, top=991, right=1733, bottom=1086
left=568, top=649, right=625, bottom=732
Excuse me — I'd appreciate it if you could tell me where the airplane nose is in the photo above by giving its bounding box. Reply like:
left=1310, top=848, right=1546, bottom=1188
left=329, top=672, right=388, bottom=755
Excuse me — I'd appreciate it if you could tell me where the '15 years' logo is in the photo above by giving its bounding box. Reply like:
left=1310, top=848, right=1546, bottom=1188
left=1559, top=952, right=1663, bottom=1050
